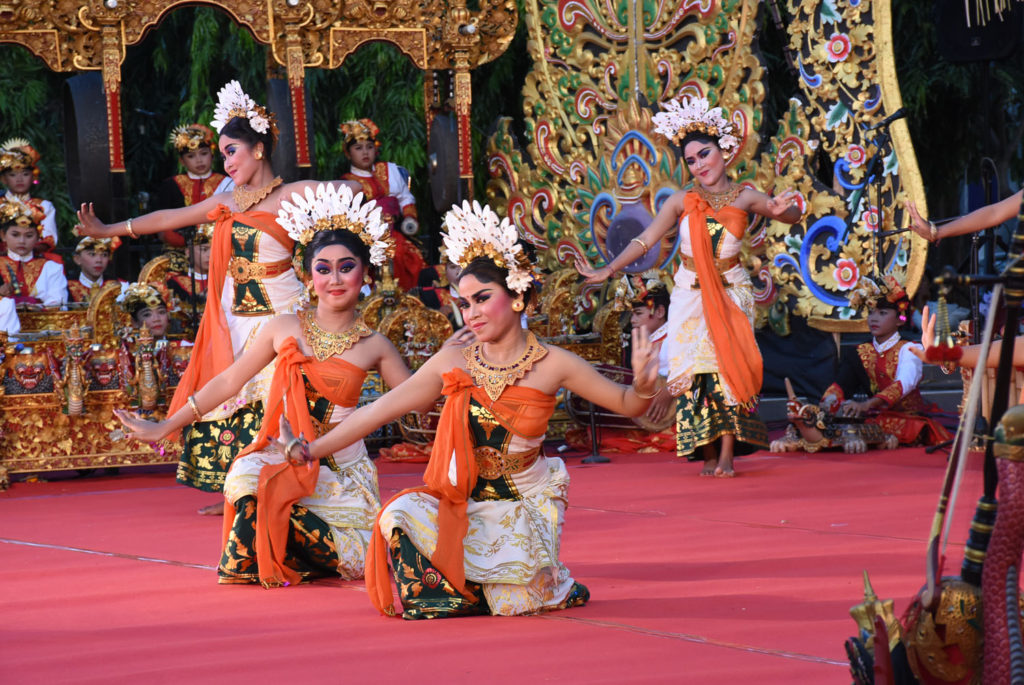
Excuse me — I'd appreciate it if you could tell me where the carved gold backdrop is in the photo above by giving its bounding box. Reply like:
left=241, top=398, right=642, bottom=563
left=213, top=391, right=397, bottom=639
left=486, top=0, right=928, bottom=332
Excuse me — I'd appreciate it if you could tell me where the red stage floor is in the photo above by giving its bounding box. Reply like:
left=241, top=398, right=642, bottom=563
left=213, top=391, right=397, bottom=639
left=0, top=447, right=982, bottom=684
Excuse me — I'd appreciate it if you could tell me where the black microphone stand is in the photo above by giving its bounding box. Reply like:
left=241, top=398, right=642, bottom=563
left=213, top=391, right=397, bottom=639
left=181, top=226, right=199, bottom=337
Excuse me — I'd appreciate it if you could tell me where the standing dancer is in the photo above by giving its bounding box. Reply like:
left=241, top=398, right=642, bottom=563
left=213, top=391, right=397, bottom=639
left=76, top=81, right=358, bottom=514
left=576, top=97, right=802, bottom=477
left=277, top=201, right=660, bottom=618
left=113, top=183, right=409, bottom=585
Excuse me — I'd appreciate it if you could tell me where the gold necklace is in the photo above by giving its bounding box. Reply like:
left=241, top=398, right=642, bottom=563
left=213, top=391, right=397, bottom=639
left=299, top=309, right=373, bottom=362
left=464, top=330, right=548, bottom=402
left=695, top=182, right=742, bottom=212
left=233, top=176, right=282, bottom=212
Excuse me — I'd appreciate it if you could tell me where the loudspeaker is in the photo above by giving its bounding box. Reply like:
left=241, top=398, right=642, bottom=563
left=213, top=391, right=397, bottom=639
left=935, top=0, right=1022, bottom=62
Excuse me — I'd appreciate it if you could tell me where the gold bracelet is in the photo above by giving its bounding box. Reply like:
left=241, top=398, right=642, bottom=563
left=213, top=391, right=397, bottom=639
left=124, top=217, right=138, bottom=239
left=629, top=237, right=650, bottom=254
left=631, top=379, right=659, bottom=399
left=187, top=395, right=202, bottom=421
left=928, top=221, right=938, bottom=242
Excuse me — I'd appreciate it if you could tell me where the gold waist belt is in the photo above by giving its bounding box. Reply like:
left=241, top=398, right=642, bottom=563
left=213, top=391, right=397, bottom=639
left=680, top=254, right=740, bottom=273
left=228, top=256, right=292, bottom=284
left=474, top=446, right=541, bottom=480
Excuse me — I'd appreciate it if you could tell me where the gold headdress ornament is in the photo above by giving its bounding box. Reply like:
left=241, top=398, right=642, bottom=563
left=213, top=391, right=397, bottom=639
left=629, top=271, right=670, bottom=309
left=193, top=222, right=215, bottom=245
left=75, top=236, right=121, bottom=254
left=118, top=282, right=175, bottom=316
left=277, top=182, right=393, bottom=275
left=340, top=119, right=380, bottom=146
left=442, top=200, right=534, bottom=294
left=652, top=96, right=740, bottom=152
left=0, top=137, right=41, bottom=176
left=211, top=80, right=279, bottom=142
left=848, top=274, right=911, bottom=317
left=169, top=123, right=216, bottom=153
left=0, top=199, right=43, bottom=235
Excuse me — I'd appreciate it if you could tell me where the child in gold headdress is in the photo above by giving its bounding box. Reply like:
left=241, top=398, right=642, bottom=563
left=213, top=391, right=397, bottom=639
left=156, top=124, right=228, bottom=248
left=166, top=221, right=212, bottom=327
left=119, top=281, right=174, bottom=340
left=0, top=200, right=67, bottom=307
left=68, top=236, right=125, bottom=304
left=0, top=137, right=59, bottom=259
left=339, top=118, right=426, bottom=291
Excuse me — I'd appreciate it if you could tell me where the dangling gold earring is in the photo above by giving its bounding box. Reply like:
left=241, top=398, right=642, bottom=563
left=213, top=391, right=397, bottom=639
left=306, top=280, right=318, bottom=304
left=364, top=273, right=373, bottom=285
left=512, top=299, right=525, bottom=312
left=255, top=150, right=263, bottom=160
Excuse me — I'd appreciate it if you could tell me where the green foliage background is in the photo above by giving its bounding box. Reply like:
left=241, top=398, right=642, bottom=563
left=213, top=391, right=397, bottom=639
left=0, top=2, right=1020, bottom=270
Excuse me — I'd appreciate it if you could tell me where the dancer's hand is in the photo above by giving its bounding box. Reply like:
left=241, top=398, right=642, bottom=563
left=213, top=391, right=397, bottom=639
left=113, top=409, right=169, bottom=442
left=629, top=326, right=660, bottom=398
left=442, top=325, right=476, bottom=349
left=766, top=189, right=801, bottom=216
left=574, top=256, right=613, bottom=285
left=277, top=416, right=313, bottom=465
left=906, top=202, right=935, bottom=242
left=909, top=304, right=936, bottom=362
left=75, top=203, right=118, bottom=238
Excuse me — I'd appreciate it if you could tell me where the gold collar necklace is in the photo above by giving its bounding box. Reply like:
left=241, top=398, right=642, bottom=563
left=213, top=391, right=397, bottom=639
left=695, top=182, right=742, bottom=212
left=299, top=309, right=373, bottom=362
left=233, top=176, right=283, bottom=212
left=464, top=330, right=548, bottom=402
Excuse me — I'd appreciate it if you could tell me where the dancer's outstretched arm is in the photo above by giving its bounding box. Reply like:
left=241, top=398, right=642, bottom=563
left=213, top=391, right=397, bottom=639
left=907, top=189, right=1023, bottom=242
left=76, top=194, right=227, bottom=239
left=114, top=315, right=291, bottom=442
left=557, top=326, right=660, bottom=417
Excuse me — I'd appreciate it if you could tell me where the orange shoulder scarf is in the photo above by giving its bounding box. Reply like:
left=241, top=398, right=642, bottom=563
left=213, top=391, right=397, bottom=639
left=221, top=336, right=367, bottom=588
left=168, top=205, right=294, bottom=420
left=365, top=368, right=556, bottom=615
left=682, top=192, right=762, bottom=406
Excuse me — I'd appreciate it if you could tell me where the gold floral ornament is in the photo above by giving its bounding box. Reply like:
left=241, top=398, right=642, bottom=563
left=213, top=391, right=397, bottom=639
left=193, top=222, right=215, bottom=244
left=0, top=136, right=40, bottom=175
left=277, top=182, right=394, bottom=278
left=442, top=201, right=534, bottom=294
left=652, top=96, right=740, bottom=154
left=0, top=199, right=43, bottom=235
left=169, top=123, right=216, bottom=153
left=74, top=236, right=121, bottom=255
left=210, top=80, right=279, bottom=142
left=339, top=118, right=380, bottom=146
left=118, top=282, right=177, bottom=316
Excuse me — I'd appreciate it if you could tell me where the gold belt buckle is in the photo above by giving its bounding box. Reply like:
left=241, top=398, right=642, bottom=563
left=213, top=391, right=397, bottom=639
left=229, top=257, right=265, bottom=284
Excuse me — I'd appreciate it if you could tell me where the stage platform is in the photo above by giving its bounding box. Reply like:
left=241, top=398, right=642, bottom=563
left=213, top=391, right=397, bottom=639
left=1, top=446, right=983, bottom=684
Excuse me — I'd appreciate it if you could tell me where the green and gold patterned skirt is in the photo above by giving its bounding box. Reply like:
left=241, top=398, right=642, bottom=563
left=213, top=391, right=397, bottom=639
left=176, top=401, right=263, bottom=493
left=675, top=373, right=768, bottom=460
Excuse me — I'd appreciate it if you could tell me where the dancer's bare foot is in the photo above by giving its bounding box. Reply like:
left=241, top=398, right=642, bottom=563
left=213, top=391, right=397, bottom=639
left=700, top=458, right=718, bottom=476
left=714, top=454, right=735, bottom=478
left=198, top=501, right=224, bottom=516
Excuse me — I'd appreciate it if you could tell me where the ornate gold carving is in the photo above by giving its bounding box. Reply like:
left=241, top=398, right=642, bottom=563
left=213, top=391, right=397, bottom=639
left=378, top=304, right=452, bottom=370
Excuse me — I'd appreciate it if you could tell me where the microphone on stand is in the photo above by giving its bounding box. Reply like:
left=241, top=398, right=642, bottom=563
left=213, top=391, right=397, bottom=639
left=876, top=226, right=913, bottom=237
left=866, top=108, right=907, bottom=131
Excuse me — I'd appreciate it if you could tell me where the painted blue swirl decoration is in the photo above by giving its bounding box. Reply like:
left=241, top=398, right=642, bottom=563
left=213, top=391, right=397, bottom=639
left=773, top=215, right=849, bottom=307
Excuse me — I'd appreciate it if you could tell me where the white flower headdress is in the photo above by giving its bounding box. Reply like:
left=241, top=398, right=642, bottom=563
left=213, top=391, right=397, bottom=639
left=442, top=201, right=533, bottom=294
left=277, top=183, right=393, bottom=271
left=652, top=96, right=739, bottom=152
left=210, top=80, right=279, bottom=142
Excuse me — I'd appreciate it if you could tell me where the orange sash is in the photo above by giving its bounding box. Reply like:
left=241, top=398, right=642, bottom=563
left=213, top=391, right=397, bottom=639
left=682, top=192, right=762, bottom=406
left=365, top=368, right=556, bottom=616
left=168, top=206, right=294, bottom=425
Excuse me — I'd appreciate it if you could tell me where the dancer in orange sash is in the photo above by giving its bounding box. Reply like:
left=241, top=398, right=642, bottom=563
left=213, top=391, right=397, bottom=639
left=576, top=96, right=803, bottom=477
left=114, top=183, right=412, bottom=585
left=275, top=201, right=661, bottom=617
left=76, top=81, right=360, bottom=513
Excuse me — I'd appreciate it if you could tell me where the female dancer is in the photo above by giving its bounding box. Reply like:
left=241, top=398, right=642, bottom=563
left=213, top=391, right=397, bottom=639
left=113, top=184, right=407, bottom=586
left=76, top=81, right=359, bottom=513
left=275, top=200, right=660, bottom=618
left=575, top=96, right=802, bottom=477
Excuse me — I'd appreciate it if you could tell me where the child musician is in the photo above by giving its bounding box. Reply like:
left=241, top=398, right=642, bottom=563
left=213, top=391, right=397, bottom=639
left=67, top=236, right=126, bottom=304
left=0, top=200, right=67, bottom=307
left=155, top=124, right=228, bottom=248
left=339, top=118, right=426, bottom=290
left=0, top=137, right=59, bottom=256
